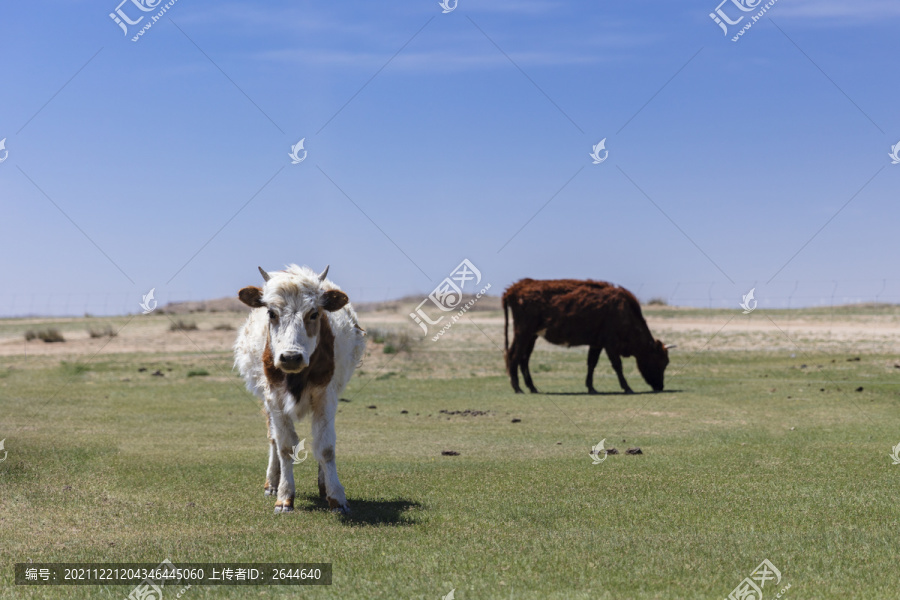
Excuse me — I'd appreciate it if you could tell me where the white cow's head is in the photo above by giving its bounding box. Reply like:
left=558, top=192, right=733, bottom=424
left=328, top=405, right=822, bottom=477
left=239, top=265, right=348, bottom=373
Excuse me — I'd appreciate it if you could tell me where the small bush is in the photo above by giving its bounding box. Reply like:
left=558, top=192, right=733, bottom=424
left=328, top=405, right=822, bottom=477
left=647, top=297, right=668, bottom=306
left=187, top=369, right=210, bottom=377
left=169, top=319, right=198, bottom=331
left=25, top=329, right=65, bottom=343
left=213, top=324, right=235, bottom=331
left=87, top=325, right=117, bottom=338
left=42, top=329, right=65, bottom=343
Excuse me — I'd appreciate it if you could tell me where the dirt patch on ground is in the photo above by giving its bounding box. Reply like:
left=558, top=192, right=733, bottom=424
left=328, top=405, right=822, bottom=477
left=0, top=306, right=897, bottom=362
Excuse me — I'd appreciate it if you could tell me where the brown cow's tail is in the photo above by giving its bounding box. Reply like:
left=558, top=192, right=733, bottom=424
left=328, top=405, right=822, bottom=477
left=503, top=295, right=510, bottom=369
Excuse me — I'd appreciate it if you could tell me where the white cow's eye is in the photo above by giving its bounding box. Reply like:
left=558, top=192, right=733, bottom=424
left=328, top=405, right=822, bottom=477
left=309, top=311, right=319, bottom=320
left=267, top=309, right=277, bottom=320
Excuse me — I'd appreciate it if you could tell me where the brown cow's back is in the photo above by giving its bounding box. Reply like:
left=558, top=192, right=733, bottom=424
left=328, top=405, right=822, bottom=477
left=503, top=278, right=652, bottom=354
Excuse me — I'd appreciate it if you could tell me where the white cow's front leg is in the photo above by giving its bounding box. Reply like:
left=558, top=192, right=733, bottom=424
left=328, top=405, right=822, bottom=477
left=264, top=409, right=280, bottom=496
left=270, top=409, right=299, bottom=513
left=311, top=390, right=349, bottom=514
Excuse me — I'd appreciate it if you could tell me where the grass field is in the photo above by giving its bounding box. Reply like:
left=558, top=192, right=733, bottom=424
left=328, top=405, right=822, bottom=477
left=1, top=306, right=899, bottom=598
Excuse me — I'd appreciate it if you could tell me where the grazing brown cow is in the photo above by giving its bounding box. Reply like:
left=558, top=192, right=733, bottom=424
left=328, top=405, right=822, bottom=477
left=502, top=278, right=672, bottom=394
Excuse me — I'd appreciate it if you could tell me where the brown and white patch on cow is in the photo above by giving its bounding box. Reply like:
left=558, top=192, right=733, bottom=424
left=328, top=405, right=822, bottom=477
left=283, top=312, right=336, bottom=403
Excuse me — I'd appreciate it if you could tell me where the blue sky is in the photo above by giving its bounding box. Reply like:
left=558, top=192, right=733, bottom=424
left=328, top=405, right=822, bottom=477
left=1, top=0, right=898, bottom=316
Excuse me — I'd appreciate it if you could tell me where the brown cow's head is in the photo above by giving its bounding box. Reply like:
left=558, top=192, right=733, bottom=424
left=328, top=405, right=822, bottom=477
left=238, top=265, right=348, bottom=373
left=636, top=339, right=670, bottom=392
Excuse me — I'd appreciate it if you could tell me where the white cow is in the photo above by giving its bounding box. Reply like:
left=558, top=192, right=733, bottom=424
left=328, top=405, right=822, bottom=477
left=234, top=265, right=366, bottom=514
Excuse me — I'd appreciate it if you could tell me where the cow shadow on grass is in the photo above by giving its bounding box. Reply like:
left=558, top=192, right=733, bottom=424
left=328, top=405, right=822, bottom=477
left=541, top=389, right=684, bottom=396
left=296, top=494, right=422, bottom=526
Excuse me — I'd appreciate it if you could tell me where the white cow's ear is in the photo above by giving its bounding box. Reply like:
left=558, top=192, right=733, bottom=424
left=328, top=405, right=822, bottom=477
left=258, top=266, right=270, bottom=282
left=321, top=289, right=348, bottom=312
left=239, top=286, right=266, bottom=308
left=318, top=265, right=330, bottom=282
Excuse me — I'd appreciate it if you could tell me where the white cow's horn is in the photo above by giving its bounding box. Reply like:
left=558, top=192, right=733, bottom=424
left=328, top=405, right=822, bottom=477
left=258, top=266, right=270, bottom=282
left=666, top=344, right=677, bottom=350
left=319, top=265, right=330, bottom=282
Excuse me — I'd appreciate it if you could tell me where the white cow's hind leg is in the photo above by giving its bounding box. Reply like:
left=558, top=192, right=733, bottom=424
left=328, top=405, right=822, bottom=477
left=270, top=409, right=299, bottom=513
left=312, top=390, right=349, bottom=514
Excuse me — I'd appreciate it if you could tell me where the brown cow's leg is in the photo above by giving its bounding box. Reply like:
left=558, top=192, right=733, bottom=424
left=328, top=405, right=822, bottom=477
left=507, top=336, right=524, bottom=393
left=586, top=346, right=602, bottom=394
left=606, top=351, right=634, bottom=394
left=520, top=335, right=539, bottom=393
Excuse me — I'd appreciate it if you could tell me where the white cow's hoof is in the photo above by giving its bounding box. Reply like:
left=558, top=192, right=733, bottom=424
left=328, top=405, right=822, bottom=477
left=274, top=497, right=294, bottom=513
left=327, top=497, right=350, bottom=515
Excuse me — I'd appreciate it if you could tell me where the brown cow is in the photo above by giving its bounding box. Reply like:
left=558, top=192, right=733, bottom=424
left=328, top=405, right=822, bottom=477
left=502, top=278, right=672, bottom=394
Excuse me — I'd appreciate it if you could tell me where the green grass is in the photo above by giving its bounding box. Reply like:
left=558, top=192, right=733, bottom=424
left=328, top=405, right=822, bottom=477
left=1, top=327, right=899, bottom=598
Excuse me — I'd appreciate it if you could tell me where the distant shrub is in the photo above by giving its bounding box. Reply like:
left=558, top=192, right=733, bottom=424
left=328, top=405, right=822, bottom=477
left=25, top=329, right=65, bottom=343
left=87, top=325, right=117, bottom=338
left=187, top=369, right=210, bottom=377
left=213, top=323, right=235, bottom=331
left=169, top=319, right=198, bottom=331
left=647, top=297, right=668, bottom=306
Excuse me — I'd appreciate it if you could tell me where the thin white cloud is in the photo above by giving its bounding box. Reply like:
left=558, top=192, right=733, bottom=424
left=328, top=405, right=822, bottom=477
left=464, top=0, right=563, bottom=15
left=252, top=48, right=612, bottom=71
left=774, top=0, right=900, bottom=21
left=174, top=2, right=661, bottom=71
